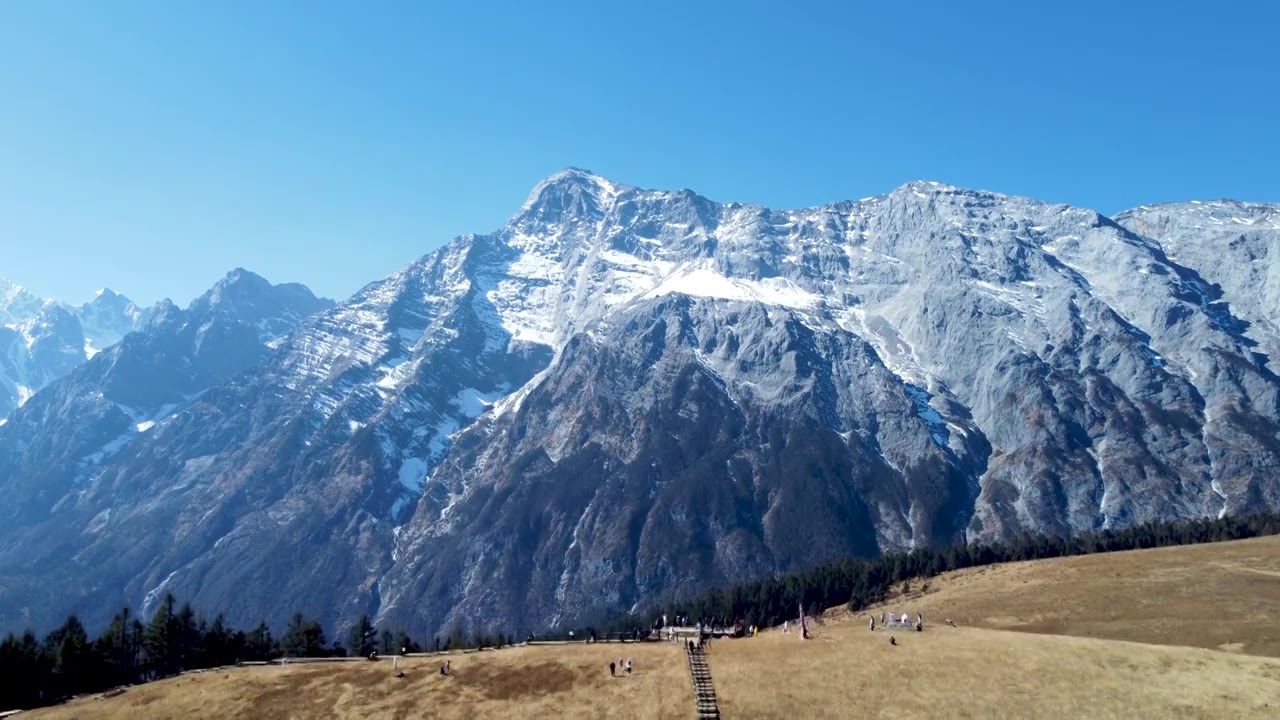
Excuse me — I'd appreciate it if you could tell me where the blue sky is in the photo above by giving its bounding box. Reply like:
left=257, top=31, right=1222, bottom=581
left=1, top=1, right=1276, bottom=305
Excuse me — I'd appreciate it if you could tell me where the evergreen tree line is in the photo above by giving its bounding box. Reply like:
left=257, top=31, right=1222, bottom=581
left=5, top=511, right=1278, bottom=710
left=582, top=511, right=1280, bottom=638
left=0, top=596, right=512, bottom=712
left=344, top=613, right=515, bottom=659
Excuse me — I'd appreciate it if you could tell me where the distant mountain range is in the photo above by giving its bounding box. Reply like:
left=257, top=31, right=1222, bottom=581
left=0, top=282, right=152, bottom=419
left=1, top=171, right=1277, bottom=642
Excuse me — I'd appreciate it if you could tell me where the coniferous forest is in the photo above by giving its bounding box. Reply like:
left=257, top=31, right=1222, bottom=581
left=4, top=511, right=1279, bottom=712
left=582, top=511, right=1280, bottom=638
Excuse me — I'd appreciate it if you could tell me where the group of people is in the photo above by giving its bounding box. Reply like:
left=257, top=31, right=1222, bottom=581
left=608, top=658, right=634, bottom=677
left=686, top=636, right=710, bottom=653
left=869, top=612, right=924, bottom=633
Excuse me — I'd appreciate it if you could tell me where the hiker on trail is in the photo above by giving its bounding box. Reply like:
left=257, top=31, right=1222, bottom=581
left=610, top=661, right=616, bottom=677
left=626, top=658, right=632, bottom=675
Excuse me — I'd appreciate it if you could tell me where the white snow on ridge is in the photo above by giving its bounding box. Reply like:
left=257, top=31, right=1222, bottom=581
left=1210, top=479, right=1228, bottom=519
left=647, top=266, right=822, bottom=309
left=84, top=430, right=133, bottom=465
left=904, top=385, right=948, bottom=447
left=398, top=457, right=428, bottom=492
left=456, top=386, right=507, bottom=417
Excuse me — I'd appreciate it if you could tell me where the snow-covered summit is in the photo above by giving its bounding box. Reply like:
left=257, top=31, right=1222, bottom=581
left=0, top=278, right=45, bottom=328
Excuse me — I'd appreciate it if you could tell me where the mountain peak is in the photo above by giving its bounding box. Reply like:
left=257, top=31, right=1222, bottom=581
left=193, top=268, right=281, bottom=307
left=221, top=267, right=270, bottom=287
left=518, top=168, right=632, bottom=219
left=888, top=179, right=996, bottom=201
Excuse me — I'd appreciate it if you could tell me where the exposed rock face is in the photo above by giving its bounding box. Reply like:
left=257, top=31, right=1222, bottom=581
left=0, top=171, right=1277, bottom=641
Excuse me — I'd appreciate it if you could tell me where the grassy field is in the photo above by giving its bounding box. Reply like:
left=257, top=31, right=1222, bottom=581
left=714, top=623, right=1279, bottom=719
left=26, top=642, right=693, bottom=720
left=27, top=536, right=1280, bottom=719
left=850, top=533, right=1280, bottom=657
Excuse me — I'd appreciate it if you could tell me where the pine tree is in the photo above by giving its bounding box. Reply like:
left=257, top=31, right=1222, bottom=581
left=144, top=594, right=177, bottom=677
left=245, top=621, right=273, bottom=661
left=393, top=630, right=417, bottom=654
left=174, top=601, right=199, bottom=671
left=44, top=615, right=90, bottom=697
left=279, top=613, right=327, bottom=658
left=205, top=614, right=230, bottom=667
left=347, top=615, right=375, bottom=658
left=279, top=613, right=306, bottom=658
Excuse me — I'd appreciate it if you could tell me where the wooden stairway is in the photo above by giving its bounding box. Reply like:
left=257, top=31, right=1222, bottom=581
left=686, top=643, right=721, bottom=719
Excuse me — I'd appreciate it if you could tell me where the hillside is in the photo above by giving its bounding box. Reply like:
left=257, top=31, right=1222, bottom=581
left=848, top=533, right=1280, bottom=657
left=25, top=536, right=1280, bottom=719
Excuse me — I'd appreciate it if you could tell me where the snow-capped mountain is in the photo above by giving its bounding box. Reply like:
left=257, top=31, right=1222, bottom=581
left=0, top=279, right=154, bottom=419
left=0, top=170, right=1277, bottom=640
left=0, top=269, right=332, bottom=544
left=76, top=288, right=152, bottom=357
left=0, top=279, right=44, bottom=327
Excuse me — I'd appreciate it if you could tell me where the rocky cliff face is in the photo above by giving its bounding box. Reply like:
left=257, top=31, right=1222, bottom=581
left=0, top=171, right=1277, bottom=640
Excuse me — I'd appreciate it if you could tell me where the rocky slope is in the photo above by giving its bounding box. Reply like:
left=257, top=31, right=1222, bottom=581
left=0, top=171, right=1276, bottom=640
left=0, top=270, right=331, bottom=629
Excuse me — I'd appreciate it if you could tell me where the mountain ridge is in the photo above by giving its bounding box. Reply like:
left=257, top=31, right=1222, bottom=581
left=1, top=171, right=1277, bottom=641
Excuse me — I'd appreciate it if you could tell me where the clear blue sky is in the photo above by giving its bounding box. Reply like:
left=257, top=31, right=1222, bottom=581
left=1, top=1, right=1276, bottom=305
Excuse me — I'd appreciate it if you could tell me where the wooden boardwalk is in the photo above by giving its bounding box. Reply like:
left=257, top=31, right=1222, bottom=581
left=686, top=643, right=720, bottom=719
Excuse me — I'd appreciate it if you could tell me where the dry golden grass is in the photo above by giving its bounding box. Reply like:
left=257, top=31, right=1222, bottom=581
left=28, top=536, right=1280, bottom=719
left=714, top=621, right=1280, bottom=719
left=26, top=643, right=692, bottom=720
left=844, top=534, right=1280, bottom=657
